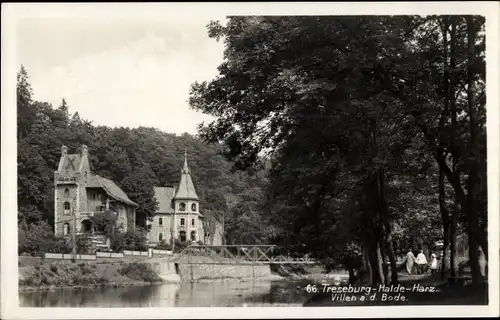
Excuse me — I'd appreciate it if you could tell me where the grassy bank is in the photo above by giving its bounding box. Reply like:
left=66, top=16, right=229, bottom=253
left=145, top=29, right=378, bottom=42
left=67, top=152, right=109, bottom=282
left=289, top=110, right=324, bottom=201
left=19, top=261, right=163, bottom=292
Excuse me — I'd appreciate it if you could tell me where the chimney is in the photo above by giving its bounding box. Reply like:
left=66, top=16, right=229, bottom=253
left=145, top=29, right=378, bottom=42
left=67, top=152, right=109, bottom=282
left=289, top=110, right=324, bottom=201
left=61, top=145, right=68, bottom=156
left=82, top=145, right=88, bottom=157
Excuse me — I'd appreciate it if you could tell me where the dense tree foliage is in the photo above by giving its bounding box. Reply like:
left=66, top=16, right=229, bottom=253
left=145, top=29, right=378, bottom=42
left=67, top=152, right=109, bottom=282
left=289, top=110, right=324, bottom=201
left=17, top=66, right=270, bottom=254
left=190, top=16, right=487, bottom=285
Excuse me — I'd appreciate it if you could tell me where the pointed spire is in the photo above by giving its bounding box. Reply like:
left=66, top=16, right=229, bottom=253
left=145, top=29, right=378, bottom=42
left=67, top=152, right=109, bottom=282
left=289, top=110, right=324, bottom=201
left=182, top=147, right=189, bottom=174
left=174, top=149, right=199, bottom=200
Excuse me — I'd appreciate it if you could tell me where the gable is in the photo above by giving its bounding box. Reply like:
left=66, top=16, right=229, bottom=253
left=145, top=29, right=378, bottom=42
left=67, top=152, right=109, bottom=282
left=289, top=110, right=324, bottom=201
left=58, top=154, right=82, bottom=174
left=86, top=174, right=138, bottom=207
left=154, top=187, right=175, bottom=214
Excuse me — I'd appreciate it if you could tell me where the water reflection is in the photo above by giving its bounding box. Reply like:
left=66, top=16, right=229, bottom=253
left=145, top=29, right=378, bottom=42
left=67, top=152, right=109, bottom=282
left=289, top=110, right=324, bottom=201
left=19, top=280, right=307, bottom=308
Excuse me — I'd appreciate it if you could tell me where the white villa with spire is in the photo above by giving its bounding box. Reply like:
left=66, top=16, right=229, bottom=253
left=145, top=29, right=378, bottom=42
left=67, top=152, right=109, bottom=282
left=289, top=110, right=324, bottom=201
left=147, top=152, right=207, bottom=246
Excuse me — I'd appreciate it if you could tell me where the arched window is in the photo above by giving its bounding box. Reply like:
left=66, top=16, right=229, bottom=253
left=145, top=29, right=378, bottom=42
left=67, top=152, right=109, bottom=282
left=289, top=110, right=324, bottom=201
left=159, top=217, right=163, bottom=226
left=64, top=202, right=71, bottom=215
left=158, top=232, right=163, bottom=242
left=191, top=203, right=197, bottom=211
left=64, top=188, right=70, bottom=198
left=191, top=231, right=196, bottom=241
left=63, top=223, right=70, bottom=235
left=179, top=202, right=186, bottom=211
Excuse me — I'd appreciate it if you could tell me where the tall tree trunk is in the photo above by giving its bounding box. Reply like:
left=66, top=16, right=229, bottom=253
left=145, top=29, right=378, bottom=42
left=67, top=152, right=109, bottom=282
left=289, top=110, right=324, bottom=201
left=479, top=225, right=488, bottom=261
left=379, top=236, right=390, bottom=285
left=376, top=241, right=385, bottom=285
left=439, top=17, right=451, bottom=280
left=439, top=167, right=450, bottom=279
left=465, top=15, right=482, bottom=285
left=366, top=232, right=383, bottom=285
left=362, top=245, right=373, bottom=284
left=384, top=224, right=399, bottom=284
left=449, top=205, right=459, bottom=278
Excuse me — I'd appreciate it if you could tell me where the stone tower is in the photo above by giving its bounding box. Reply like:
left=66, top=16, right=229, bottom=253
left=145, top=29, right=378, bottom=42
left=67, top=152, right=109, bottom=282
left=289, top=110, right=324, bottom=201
left=173, top=151, right=200, bottom=242
left=53, top=145, right=91, bottom=237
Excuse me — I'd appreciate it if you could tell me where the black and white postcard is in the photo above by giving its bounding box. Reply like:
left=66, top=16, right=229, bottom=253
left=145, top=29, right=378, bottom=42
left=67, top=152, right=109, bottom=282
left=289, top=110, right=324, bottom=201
left=2, top=2, right=499, bottom=319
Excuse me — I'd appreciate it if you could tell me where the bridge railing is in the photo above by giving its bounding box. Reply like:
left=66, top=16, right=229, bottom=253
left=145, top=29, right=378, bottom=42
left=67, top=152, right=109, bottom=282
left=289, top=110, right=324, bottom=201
left=171, top=244, right=315, bottom=265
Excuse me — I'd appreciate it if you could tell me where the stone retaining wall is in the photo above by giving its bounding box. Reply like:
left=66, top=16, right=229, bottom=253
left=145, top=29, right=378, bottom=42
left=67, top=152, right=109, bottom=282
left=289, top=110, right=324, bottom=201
left=178, top=264, right=272, bottom=281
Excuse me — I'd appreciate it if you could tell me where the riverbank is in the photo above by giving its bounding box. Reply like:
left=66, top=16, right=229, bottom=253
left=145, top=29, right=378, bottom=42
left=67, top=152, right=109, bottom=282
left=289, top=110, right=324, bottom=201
left=271, top=263, right=349, bottom=282
left=18, top=261, right=163, bottom=292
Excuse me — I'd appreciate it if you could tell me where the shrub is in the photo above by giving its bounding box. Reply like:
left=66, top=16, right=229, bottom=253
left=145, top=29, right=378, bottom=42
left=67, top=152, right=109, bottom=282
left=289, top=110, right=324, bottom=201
left=110, top=228, right=148, bottom=252
left=81, top=266, right=92, bottom=275
left=173, top=239, right=189, bottom=253
left=50, top=237, right=72, bottom=254
left=50, top=263, right=58, bottom=273
left=75, top=234, right=92, bottom=254
left=156, top=240, right=172, bottom=251
left=18, top=220, right=56, bottom=256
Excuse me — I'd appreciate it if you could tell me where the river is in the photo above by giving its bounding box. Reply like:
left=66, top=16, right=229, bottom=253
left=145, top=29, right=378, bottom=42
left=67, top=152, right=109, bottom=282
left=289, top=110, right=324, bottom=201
left=19, top=280, right=310, bottom=307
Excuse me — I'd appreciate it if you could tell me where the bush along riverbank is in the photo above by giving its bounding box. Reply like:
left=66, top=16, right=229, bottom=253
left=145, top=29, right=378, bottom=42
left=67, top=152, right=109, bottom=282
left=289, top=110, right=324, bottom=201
left=18, top=261, right=163, bottom=292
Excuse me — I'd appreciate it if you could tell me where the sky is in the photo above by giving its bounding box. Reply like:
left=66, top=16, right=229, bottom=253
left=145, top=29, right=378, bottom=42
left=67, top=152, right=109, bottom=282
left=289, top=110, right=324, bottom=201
left=16, top=15, right=226, bottom=135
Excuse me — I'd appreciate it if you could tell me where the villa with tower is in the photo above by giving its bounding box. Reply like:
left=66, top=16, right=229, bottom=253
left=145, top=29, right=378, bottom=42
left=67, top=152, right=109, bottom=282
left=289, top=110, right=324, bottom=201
left=54, top=145, right=138, bottom=241
left=54, top=145, right=221, bottom=249
left=147, top=152, right=210, bottom=246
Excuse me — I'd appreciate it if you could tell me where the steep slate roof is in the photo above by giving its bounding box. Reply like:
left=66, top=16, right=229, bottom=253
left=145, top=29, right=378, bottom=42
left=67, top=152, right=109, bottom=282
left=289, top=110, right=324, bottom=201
left=153, top=186, right=176, bottom=213
left=174, top=154, right=199, bottom=200
left=86, top=174, right=138, bottom=207
left=86, top=174, right=101, bottom=188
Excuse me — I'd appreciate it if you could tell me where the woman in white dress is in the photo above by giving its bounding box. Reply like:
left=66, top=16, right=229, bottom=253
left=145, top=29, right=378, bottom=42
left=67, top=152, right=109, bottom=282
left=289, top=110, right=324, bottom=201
left=429, top=252, right=438, bottom=278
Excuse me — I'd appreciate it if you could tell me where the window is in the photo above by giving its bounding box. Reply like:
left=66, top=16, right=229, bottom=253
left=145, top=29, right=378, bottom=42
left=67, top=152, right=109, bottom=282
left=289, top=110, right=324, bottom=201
left=159, top=217, right=163, bottom=226
left=64, top=202, right=71, bottom=215
left=179, top=231, right=186, bottom=242
left=180, top=218, right=185, bottom=226
left=191, top=231, right=196, bottom=241
left=179, top=202, right=186, bottom=211
left=158, top=232, right=163, bottom=242
left=191, top=203, right=197, bottom=211
left=191, top=218, right=195, bottom=226
left=64, top=188, right=70, bottom=198
left=63, top=223, right=70, bottom=235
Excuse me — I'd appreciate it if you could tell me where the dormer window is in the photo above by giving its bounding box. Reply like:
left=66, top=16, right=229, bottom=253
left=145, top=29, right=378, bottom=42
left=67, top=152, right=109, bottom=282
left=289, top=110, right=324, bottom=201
left=64, top=188, right=70, bottom=198
left=179, top=202, right=186, bottom=211
left=64, top=202, right=71, bottom=215
left=191, top=203, right=197, bottom=211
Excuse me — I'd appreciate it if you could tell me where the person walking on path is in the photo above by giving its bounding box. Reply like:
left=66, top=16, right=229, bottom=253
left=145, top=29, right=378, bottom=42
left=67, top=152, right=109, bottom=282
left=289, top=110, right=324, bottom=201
left=406, top=249, right=416, bottom=275
left=415, top=250, right=428, bottom=274
left=429, top=252, right=438, bottom=278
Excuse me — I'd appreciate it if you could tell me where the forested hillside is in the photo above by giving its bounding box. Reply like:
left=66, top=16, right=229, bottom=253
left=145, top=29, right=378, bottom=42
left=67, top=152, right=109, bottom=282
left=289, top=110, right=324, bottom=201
left=17, top=66, right=274, bottom=253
